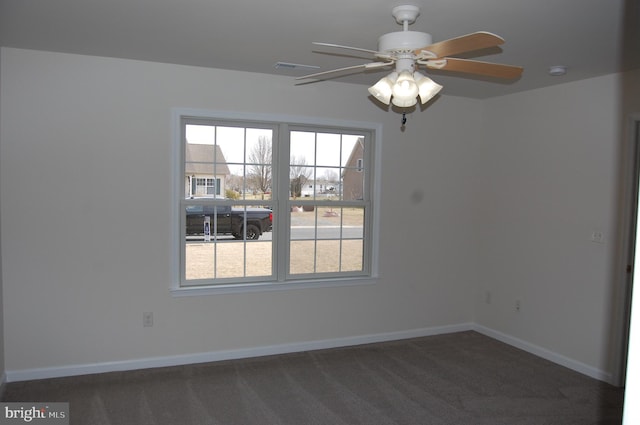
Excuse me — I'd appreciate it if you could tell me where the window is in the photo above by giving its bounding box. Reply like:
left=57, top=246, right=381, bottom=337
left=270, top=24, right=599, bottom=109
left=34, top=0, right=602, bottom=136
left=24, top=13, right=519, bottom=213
left=174, top=111, right=379, bottom=292
left=194, top=178, right=220, bottom=196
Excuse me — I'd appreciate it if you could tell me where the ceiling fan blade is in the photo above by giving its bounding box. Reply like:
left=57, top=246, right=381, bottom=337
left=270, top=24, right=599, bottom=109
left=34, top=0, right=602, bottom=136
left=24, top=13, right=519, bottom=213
left=295, top=61, right=393, bottom=80
left=424, top=57, right=523, bottom=79
left=313, top=42, right=378, bottom=55
left=415, top=31, right=505, bottom=59
left=312, top=42, right=394, bottom=60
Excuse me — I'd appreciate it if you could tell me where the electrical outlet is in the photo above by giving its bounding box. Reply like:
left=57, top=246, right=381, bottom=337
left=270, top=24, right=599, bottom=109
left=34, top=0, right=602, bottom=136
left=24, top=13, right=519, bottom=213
left=143, top=312, right=154, bottom=327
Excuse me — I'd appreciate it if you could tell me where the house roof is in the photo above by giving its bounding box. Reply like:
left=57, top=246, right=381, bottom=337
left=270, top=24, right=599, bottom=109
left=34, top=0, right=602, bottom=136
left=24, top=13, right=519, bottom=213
left=345, top=138, right=365, bottom=167
left=185, top=144, right=230, bottom=176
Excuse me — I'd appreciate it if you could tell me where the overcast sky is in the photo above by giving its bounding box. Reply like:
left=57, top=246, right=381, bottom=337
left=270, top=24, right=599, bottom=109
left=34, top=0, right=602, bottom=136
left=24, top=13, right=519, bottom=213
left=186, top=124, right=361, bottom=176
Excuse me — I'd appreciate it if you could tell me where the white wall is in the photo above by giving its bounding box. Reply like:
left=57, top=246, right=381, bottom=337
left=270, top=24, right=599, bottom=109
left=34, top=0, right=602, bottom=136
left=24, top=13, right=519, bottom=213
left=0, top=48, right=480, bottom=374
left=1, top=46, right=632, bottom=384
left=475, top=71, right=631, bottom=382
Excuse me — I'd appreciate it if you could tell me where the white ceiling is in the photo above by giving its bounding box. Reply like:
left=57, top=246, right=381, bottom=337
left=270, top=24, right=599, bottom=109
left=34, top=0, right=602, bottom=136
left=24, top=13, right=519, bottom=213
left=1, top=0, right=638, bottom=99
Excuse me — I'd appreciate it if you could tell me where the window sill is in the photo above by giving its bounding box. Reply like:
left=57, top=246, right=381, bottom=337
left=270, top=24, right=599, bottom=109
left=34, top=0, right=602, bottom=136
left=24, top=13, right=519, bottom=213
left=171, top=276, right=378, bottom=297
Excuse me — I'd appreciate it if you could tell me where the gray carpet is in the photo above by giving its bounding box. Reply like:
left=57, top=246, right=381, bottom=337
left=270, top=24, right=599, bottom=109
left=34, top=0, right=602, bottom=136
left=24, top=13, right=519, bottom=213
left=1, top=331, right=624, bottom=424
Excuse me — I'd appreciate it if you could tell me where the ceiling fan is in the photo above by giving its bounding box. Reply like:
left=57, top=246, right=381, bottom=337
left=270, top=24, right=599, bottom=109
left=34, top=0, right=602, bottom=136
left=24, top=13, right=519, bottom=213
left=297, top=5, right=523, bottom=108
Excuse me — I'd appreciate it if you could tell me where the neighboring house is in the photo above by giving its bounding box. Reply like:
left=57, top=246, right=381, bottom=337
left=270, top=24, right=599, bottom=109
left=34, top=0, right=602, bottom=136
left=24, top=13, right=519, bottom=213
left=185, top=144, right=230, bottom=198
left=342, top=138, right=365, bottom=200
left=300, top=183, right=341, bottom=198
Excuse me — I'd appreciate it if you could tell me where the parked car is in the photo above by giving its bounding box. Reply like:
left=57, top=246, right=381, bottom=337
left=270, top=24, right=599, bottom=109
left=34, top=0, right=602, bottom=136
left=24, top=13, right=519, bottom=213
left=186, top=204, right=272, bottom=240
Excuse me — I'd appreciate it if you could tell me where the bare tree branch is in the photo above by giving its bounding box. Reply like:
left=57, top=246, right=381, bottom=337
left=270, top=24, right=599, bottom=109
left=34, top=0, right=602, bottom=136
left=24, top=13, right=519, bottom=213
left=248, top=136, right=272, bottom=197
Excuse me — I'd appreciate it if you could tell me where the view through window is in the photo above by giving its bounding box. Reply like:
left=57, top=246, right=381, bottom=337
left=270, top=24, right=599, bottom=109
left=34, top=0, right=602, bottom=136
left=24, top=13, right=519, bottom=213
left=179, top=116, right=373, bottom=288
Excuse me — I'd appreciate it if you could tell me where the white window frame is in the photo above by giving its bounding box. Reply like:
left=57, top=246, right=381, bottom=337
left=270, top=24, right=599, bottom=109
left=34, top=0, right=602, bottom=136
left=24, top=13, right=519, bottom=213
left=171, top=109, right=382, bottom=296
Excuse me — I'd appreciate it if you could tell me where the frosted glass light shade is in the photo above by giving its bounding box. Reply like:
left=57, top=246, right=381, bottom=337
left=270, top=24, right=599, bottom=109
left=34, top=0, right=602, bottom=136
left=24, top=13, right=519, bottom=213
left=368, top=72, right=398, bottom=105
left=391, top=70, right=418, bottom=107
left=414, top=71, right=443, bottom=104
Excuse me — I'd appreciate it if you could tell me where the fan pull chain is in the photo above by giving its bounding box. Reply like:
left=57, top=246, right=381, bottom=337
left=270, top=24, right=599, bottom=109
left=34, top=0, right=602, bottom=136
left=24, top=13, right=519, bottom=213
left=402, top=113, right=407, bottom=126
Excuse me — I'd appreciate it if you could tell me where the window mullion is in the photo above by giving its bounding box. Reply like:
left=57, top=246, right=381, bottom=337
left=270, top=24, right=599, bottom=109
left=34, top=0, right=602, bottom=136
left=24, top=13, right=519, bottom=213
left=277, top=124, right=290, bottom=281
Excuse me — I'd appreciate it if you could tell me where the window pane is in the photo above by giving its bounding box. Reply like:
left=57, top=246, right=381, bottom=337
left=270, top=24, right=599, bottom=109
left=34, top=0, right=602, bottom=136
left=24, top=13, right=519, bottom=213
left=342, top=206, right=364, bottom=228
left=341, top=240, right=364, bottom=272
left=246, top=129, right=273, bottom=165
left=341, top=135, right=362, bottom=163
left=289, top=165, right=314, bottom=200
left=185, top=125, right=219, bottom=198
left=185, top=242, right=215, bottom=280
left=245, top=241, right=272, bottom=277
left=215, top=242, right=246, bottom=279
left=289, top=241, right=315, bottom=274
left=185, top=163, right=215, bottom=198
left=316, top=133, right=341, bottom=167
left=315, top=240, right=341, bottom=273
left=186, top=124, right=216, bottom=146
left=290, top=207, right=310, bottom=240
left=215, top=127, right=245, bottom=163
left=290, top=131, right=315, bottom=165
left=342, top=137, right=365, bottom=201
left=246, top=133, right=272, bottom=197
left=316, top=167, right=341, bottom=199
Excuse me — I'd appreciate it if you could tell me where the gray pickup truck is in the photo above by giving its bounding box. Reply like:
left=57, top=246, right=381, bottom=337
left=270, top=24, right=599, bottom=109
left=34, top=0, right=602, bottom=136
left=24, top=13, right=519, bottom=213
left=186, top=204, right=272, bottom=240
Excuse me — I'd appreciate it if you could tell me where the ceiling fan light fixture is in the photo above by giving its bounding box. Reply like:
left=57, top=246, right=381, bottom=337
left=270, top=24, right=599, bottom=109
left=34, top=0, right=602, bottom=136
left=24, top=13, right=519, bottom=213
left=414, top=71, right=443, bottom=104
left=299, top=5, right=522, bottom=114
left=391, top=70, right=419, bottom=107
left=368, top=72, right=397, bottom=105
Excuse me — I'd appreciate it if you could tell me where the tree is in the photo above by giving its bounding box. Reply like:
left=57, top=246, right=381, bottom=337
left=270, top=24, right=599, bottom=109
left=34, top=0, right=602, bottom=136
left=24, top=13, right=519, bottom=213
left=248, top=136, right=272, bottom=197
left=323, top=169, right=339, bottom=184
left=319, top=169, right=339, bottom=194
left=290, top=155, right=312, bottom=198
left=226, top=174, right=244, bottom=193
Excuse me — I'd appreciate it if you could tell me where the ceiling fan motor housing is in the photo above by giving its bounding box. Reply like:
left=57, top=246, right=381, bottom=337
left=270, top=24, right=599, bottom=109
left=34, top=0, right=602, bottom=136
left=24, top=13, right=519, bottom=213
left=378, top=31, right=432, bottom=54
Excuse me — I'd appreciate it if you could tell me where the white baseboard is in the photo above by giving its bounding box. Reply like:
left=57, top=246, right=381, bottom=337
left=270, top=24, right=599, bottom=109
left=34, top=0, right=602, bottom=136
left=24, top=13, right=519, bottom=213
left=5, top=323, right=613, bottom=384
left=472, top=324, right=613, bottom=384
left=5, top=323, right=474, bottom=383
